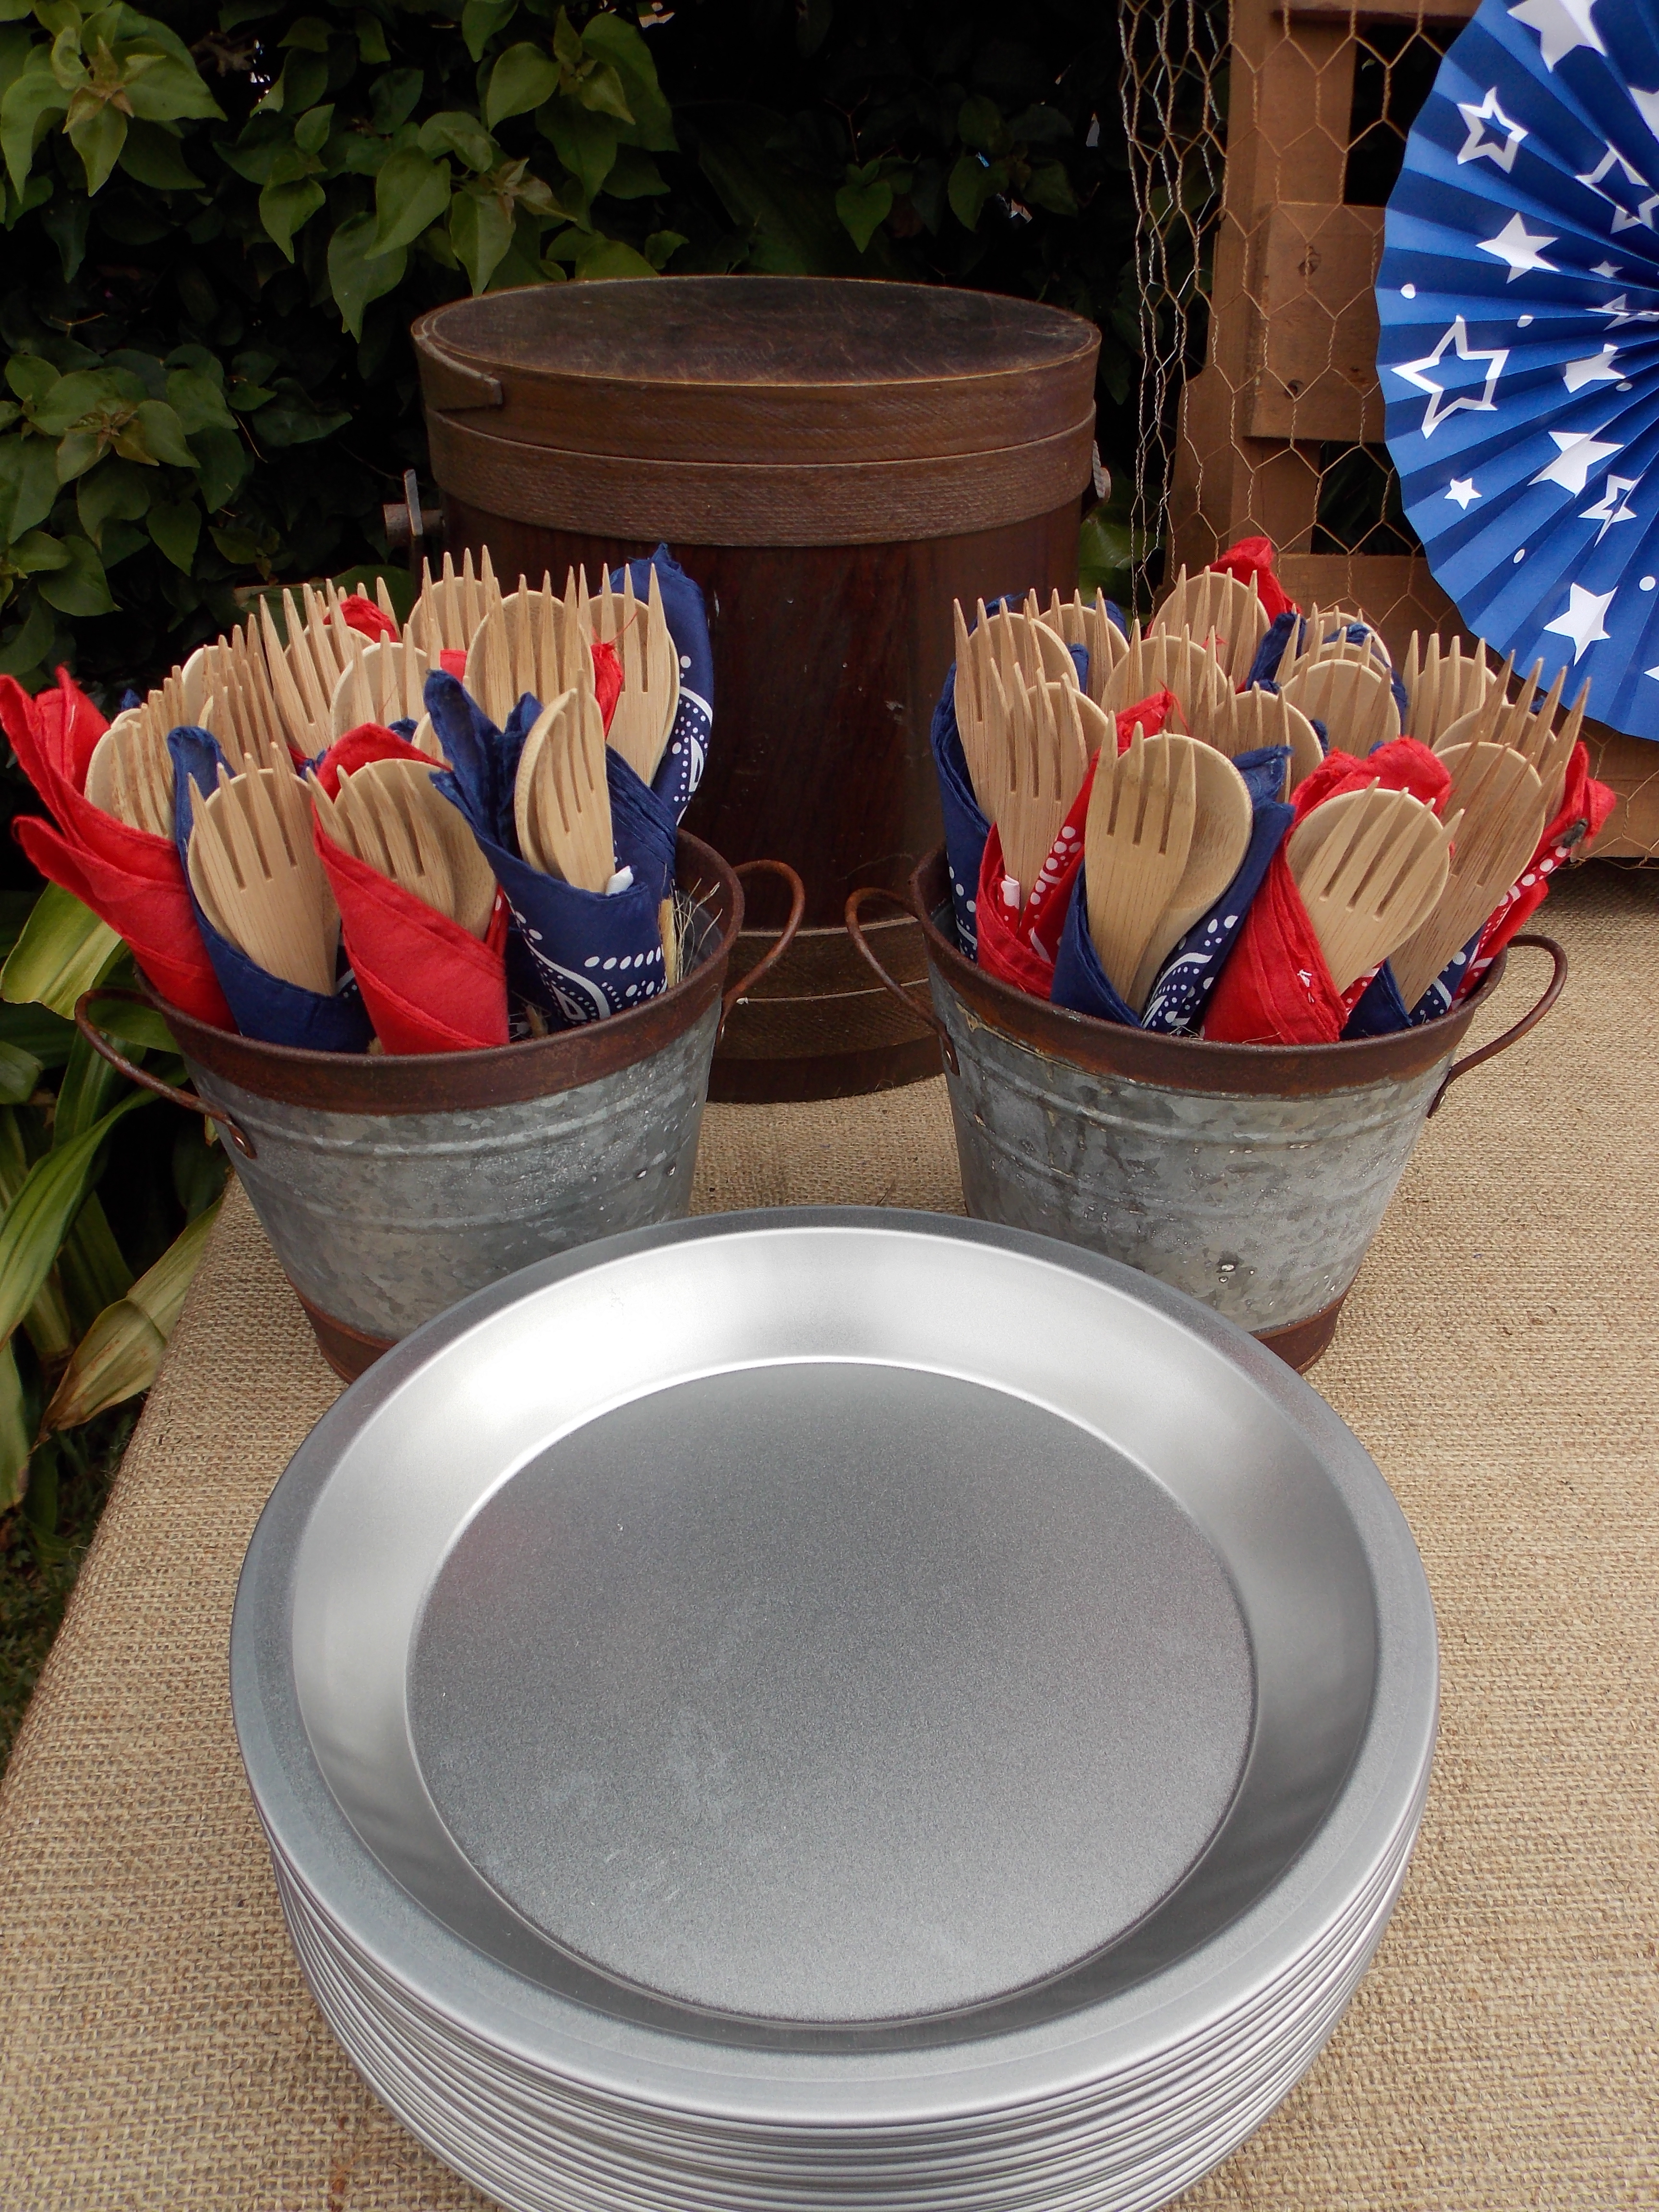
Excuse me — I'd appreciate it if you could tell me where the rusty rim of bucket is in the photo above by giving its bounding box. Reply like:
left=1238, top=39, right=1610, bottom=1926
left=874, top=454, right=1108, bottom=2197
left=74, top=834, right=803, bottom=1146
left=848, top=847, right=1567, bottom=1104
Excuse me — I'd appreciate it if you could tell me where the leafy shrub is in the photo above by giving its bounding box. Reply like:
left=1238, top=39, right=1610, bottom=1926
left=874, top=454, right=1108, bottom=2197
left=0, top=0, right=1137, bottom=707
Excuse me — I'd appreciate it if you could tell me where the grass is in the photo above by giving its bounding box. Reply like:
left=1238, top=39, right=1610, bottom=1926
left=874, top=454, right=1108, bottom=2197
left=0, top=1409, right=135, bottom=1779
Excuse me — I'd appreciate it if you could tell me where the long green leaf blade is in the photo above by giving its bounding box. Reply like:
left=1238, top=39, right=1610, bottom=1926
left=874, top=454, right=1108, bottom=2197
left=1, top=886, right=123, bottom=1020
left=0, top=1091, right=150, bottom=1346
left=42, top=1197, right=219, bottom=1433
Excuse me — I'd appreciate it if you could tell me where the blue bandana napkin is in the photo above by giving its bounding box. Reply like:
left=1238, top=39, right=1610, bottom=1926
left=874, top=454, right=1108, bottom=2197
left=168, top=726, right=372, bottom=1052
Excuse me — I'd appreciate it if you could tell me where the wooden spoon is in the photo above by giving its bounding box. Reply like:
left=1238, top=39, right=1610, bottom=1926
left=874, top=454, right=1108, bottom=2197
left=1278, top=653, right=1401, bottom=757
left=1270, top=604, right=1389, bottom=685
left=591, top=561, right=680, bottom=786
left=465, top=568, right=592, bottom=731
left=1287, top=785, right=1456, bottom=993
left=1388, top=742, right=1547, bottom=1010
left=1028, top=588, right=1128, bottom=701
left=187, top=762, right=339, bottom=993
left=514, top=685, right=614, bottom=892
left=314, top=757, right=496, bottom=939
left=1184, top=682, right=1322, bottom=794
left=1099, top=623, right=1232, bottom=729
left=1083, top=726, right=1198, bottom=1004
left=1436, top=658, right=1585, bottom=821
left=1151, top=566, right=1271, bottom=683
left=329, top=639, right=430, bottom=736
left=408, top=547, right=493, bottom=661
left=85, top=710, right=174, bottom=837
left=1129, top=745, right=1254, bottom=1006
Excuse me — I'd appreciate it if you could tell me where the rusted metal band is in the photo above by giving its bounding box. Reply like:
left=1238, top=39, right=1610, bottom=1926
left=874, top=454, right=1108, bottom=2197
left=1254, top=1294, right=1348, bottom=1373
left=425, top=411, right=1098, bottom=548
left=293, top=1289, right=395, bottom=1384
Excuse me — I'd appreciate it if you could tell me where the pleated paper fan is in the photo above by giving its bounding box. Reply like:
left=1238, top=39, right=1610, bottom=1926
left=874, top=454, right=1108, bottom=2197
left=1379, top=0, right=1659, bottom=742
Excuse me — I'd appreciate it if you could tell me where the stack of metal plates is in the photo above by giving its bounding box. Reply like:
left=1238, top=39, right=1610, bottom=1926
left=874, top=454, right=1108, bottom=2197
left=232, top=1211, right=1438, bottom=2212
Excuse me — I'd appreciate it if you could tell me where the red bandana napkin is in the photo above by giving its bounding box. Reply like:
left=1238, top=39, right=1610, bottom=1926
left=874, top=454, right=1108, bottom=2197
left=1456, top=740, right=1616, bottom=997
left=335, top=594, right=398, bottom=643
left=974, top=691, right=1178, bottom=997
left=1207, top=536, right=1298, bottom=623
left=0, top=668, right=233, bottom=1028
left=1203, top=738, right=1450, bottom=1045
left=312, top=724, right=508, bottom=1054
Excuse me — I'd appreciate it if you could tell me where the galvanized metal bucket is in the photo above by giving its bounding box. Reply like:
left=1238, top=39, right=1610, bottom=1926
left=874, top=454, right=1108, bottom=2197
left=78, top=835, right=801, bottom=1381
left=848, top=848, right=1566, bottom=1369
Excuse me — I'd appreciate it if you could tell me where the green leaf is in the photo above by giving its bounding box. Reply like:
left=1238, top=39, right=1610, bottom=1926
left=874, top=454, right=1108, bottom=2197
left=42, top=1197, right=219, bottom=1433
left=353, top=7, right=388, bottom=64
left=368, top=65, right=421, bottom=134
left=601, top=144, right=664, bottom=199
left=187, top=425, right=248, bottom=512
left=8, top=529, right=70, bottom=573
left=125, top=397, right=194, bottom=467
left=642, top=227, right=685, bottom=271
left=67, top=97, right=127, bottom=192
left=461, top=0, right=516, bottom=62
left=116, top=113, right=202, bottom=189
left=948, top=152, right=998, bottom=233
left=0, top=1000, right=73, bottom=1068
left=1, top=59, right=69, bottom=192
left=539, top=96, right=615, bottom=200
left=53, top=427, right=105, bottom=482
left=278, top=15, right=331, bottom=51
left=0, top=1039, right=41, bottom=1103
left=0, top=1088, right=151, bottom=1348
left=1024, top=161, right=1076, bottom=217
left=30, top=366, right=128, bottom=433
left=40, top=191, right=91, bottom=277
left=0, top=1337, right=29, bottom=1511
left=696, top=104, right=885, bottom=278
left=574, top=58, right=630, bottom=124
left=77, top=457, right=152, bottom=548
left=0, top=435, right=59, bottom=536
left=0, top=591, right=52, bottom=676
left=36, top=534, right=113, bottom=615
left=485, top=40, right=556, bottom=128
left=572, top=232, right=656, bottom=281
left=580, top=10, right=673, bottom=150
left=122, top=52, right=222, bottom=126
left=145, top=493, right=198, bottom=571
left=79, top=994, right=172, bottom=1055
left=835, top=175, right=891, bottom=253
left=164, top=365, right=234, bottom=434
left=259, top=45, right=325, bottom=116
left=1, top=885, right=122, bottom=1020
left=55, top=1191, right=133, bottom=1345
left=957, top=96, right=1010, bottom=158
left=419, top=107, right=494, bottom=171
left=372, top=144, right=449, bottom=253
left=251, top=376, right=349, bottom=447
left=5, top=356, right=59, bottom=406
left=448, top=183, right=514, bottom=295
left=292, top=99, right=332, bottom=155
left=326, top=207, right=407, bottom=339
left=258, top=171, right=325, bottom=258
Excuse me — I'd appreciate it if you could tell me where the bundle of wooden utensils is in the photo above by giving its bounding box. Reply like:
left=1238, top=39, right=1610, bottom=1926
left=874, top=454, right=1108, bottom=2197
left=37, top=547, right=699, bottom=1050
left=944, top=565, right=1602, bottom=1039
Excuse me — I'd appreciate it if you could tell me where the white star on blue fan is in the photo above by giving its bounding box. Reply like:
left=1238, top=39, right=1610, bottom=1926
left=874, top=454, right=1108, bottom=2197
left=1509, top=0, right=1605, bottom=70
left=1391, top=317, right=1509, bottom=436
left=1575, top=144, right=1659, bottom=231
left=1581, top=473, right=1639, bottom=541
left=1479, top=213, right=1559, bottom=277
left=1544, top=583, right=1615, bottom=659
left=1457, top=86, right=1528, bottom=169
left=1446, top=477, right=1482, bottom=507
left=1563, top=343, right=1622, bottom=391
left=1533, top=428, right=1623, bottom=492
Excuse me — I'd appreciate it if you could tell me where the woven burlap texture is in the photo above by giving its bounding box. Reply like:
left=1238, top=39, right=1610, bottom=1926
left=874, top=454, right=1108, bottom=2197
left=0, top=865, right=1653, bottom=2212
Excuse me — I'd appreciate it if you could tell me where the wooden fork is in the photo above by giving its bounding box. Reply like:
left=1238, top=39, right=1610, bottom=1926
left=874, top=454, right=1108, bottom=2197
left=1128, top=743, right=1253, bottom=1006
left=513, top=685, right=614, bottom=892
left=1278, top=653, right=1401, bottom=757
left=1099, top=622, right=1232, bottom=729
left=1183, top=681, right=1322, bottom=794
left=187, top=762, right=339, bottom=993
left=1388, top=742, right=1548, bottom=1010
left=1027, top=588, right=1128, bottom=702
left=258, top=595, right=333, bottom=758
left=1436, top=658, right=1585, bottom=821
left=1083, top=726, right=1198, bottom=1003
left=313, top=757, right=496, bottom=939
left=1286, top=784, right=1456, bottom=994
left=986, top=661, right=1091, bottom=901
left=1150, top=566, right=1271, bottom=684
left=1402, top=631, right=1495, bottom=748
left=329, top=639, right=430, bottom=736
left=466, top=568, right=593, bottom=731
left=408, top=547, right=494, bottom=663
left=590, top=561, right=680, bottom=786
left=1270, top=604, right=1390, bottom=685
left=85, top=710, right=174, bottom=837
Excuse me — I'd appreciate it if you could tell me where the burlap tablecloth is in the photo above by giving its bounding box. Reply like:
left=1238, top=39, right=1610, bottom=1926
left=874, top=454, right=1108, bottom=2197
left=0, top=865, right=1654, bottom=2212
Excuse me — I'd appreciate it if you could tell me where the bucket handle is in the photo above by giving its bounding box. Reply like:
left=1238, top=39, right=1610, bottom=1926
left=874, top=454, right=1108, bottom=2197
left=73, top=987, right=258, bottom=1160
left=721, top=860, right=807, bottom=1042
left=1426, top=932, right=1567, bottom=1118
left=843, top=885, right=958, bottom=1076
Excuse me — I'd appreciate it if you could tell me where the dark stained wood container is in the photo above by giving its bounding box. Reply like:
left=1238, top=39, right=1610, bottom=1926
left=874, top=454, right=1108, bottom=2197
left=413, top=276, right=1099, bottom=1099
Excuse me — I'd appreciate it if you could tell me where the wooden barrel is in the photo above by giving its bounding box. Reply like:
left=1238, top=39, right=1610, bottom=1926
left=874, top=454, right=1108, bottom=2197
left=413, top=277, right=1099, bottom=1100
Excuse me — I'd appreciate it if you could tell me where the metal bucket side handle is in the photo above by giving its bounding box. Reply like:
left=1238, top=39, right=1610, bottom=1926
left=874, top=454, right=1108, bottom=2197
left=844, top=885, right=959, bottom=1075
left=722, top=862, right=806, bottom=1041
left=1426, top=932, right=1567, bottom=1117
left=75, top=986, right=258, bottom=1159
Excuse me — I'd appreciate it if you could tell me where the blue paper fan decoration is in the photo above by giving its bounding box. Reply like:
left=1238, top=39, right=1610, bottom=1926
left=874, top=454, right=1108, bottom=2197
left=1379, top=0, right=1659, bottom=743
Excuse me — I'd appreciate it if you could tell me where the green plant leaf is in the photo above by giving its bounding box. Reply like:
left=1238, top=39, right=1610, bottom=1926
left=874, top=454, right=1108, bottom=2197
left=572, top=232, right=656, bottom=281
left=116, top=114, right=201, bottom=188
left=485, top=41, right=557, bottom=128
left=957, top=96, right=1009, bottom=158
left=122, top=52, right=222, bottom=127
left=574, top=58, right=630, bottom=125
left=0, top=1335, right=28, bottom=1511
left=1, top=885, right=122, bottom=1020
left=0, top=1000, right=74, bottom=1068
left=419, top=107, right=494, bottom=171
left=41, top=191, right=91, bottom=278
left=188, top=426, right=249, bottom=512
left=539, top=96, right=615, bottom=201
left=947, top=152, right=998, bottom=232
left=0, top=1087, right=152, bottom=1349
left=145, top=493, right=198, bottom=571
left=66, top=97, right=127, bottom=193
left=372, top=144, right=448, bottom=252
left=600, top=144, right=663, bottom=199
left=696, top=104, right=880, bottom=277
left=251, top=376, right=350, bottom=448
left=580, top=11, right=673, bottom=150
left=164, top=366, right=235, bottom=434
left=42, top=1196, right=219, bottom=1433
left=292, top=100, right=332, bottom=156
left=0, top=1039, right=41, bottom=1103
left=1, top=58, right=69, bottom=192
left=258, top=172, right=325, bottom=258
left=279, top=16, right=332, bottom=52
left=5, top=356, right=59, bottom=406
left=368, top=66, right=421, bottom=133
left=642, top=227, right=686, bottom=270
left=74, top=454, right=151, bottom=544
left=834, top=175, right=891, bottom=253
left=7, top=528, right=70, bottom=573
left=36, top=533, right=114, bottom=614
left=461, top=0, right=516, bottom=63
left=1024, top=160, right=1076, bottom=217
left=448, top=183, right=514, bottom=295
left=0, top=434, right=62, bottom=536
left=0, top=591, right=52, bottom=677
left=127, top=397, right=195, bottom=467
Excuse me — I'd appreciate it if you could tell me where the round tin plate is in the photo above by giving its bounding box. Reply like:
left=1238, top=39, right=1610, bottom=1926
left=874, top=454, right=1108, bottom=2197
left=232, top=1210, right=1436, bottom=2200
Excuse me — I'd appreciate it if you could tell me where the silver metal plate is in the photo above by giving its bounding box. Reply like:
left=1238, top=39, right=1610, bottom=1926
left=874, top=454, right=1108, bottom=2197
left=233, top=1208, right=1437, bottom=2192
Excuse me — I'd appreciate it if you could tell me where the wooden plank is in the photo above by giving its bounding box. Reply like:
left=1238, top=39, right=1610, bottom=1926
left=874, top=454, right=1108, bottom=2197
left=1277, top=552, right=1462, bottom=664
left=1245, top=202, right=1385, bottom=442
left=1583, top=723, right=1659, bottom=858
left=1282, top=0, right=1476, bottom=18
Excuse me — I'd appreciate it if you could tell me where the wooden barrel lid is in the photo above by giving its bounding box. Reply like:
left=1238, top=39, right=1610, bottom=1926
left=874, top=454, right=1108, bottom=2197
left=415, top=277, right=1098, bottom=546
